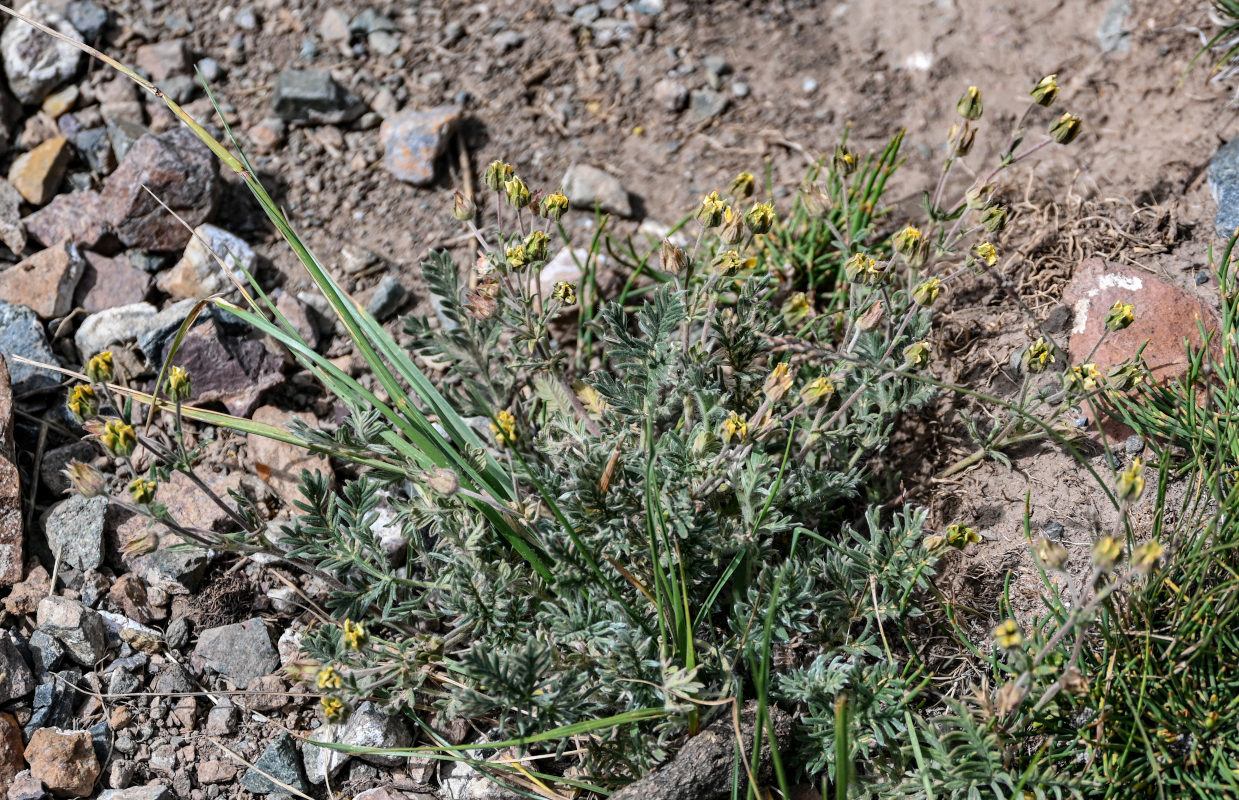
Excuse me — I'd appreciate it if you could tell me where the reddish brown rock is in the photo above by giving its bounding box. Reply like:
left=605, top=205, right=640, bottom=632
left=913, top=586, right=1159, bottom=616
left=247, top=406, right=333, bottom=508
left=101, top=128, right=220, bottom=251
left=168, top=317, right=284, bottom=416
left=0, top=712, right=24, bottom=786
left=25, top=728, right=100, bottom=798
left=1065, top=258, right=1220, bottom=382
left=197, top=759, right=238, bottom=784
left=24, top=191, right=112, bottom=249
left=73, top=251, right=152, bottom=313
left=107, top=573, right=155, bottom=624
left=4, top=563, right=50, bottom=614
left=135, top=39, right=191, bottom=82
left=380, top=106, right=460, bottom=186
left=0, top=356, right=20, bottom=586
left=8, top=137, right=71, bottom=205
left=0, top=242, right=85, bottom=318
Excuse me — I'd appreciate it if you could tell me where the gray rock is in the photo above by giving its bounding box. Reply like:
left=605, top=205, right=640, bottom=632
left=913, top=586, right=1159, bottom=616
left=197, top=58, right=223, bottom=83
left=24, top=669, right=81, bottom=736
left=492, top=30, right=525, bottom=52
left=272, top=70, right=364, bottom=125
left=1097, top=0, right=1132, bottom=54
left=234, top=5, right=258, bottom=31
left=689, top=88, right=728, bottom=122
left=97, top=787, right=174, bottom=800
left=1210, top=136, right=1239, bottom=240
left=629, top=0, right=664, bottom=14
left=573, top=4, right=601, bottom=23
left=1043, top=521, right=1065, bottom=541
left=156, top=223, right=256, bottom=300
left=75, top=126, right=116, bottom=174
left=105, top=119, right=149, bottom=162
left=28, top=629, right=66, bottom=675
left=193, top=617, right=279, bottom=688
left=0, top=628, right=35, bottom=702
left=1, top=2, right=84, bottom=105
left=74, top=301, right=158, bottom=358
left=241, top=732, right=309, bottom=794
left=43, top=494, right=108, bottom=571
left=7, top=770, right=45, bottom=800
left=37, top=596, right=108, bottom=666
left=366, top=274, right=408, bottom=321
left=165, top=616, right=191, bottom=650
left=380, top=105, right=461, bottom=185
left=0, top=300, right=59, bottom=395
left=652, top=79, right=688, bottom=112
left=319, top=8, right=350, bottom=41
left=704, top=55, right=731, bottom=79
left=368, top=30, right=400, bottom=56
left=0, top=178, right=26, bottom=255
left=157, top=75, right=199, bottom=105
left=98, top=610, right=163, bottom=651
left=67, top=0, right=108, bottom=42
left=302, top=722, right=347, bottom=784
left=351, top=8, right=397, bottom=34
left=204, top=703, right=237, bottom=736
left=562, top=163, right=632, bottom=218
left=344, top=702, right=413, bottom=766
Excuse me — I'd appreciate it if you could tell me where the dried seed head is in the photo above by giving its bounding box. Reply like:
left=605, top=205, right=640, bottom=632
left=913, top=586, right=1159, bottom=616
left=65, top=461, right=106, bottom=498
left=719, top=206, right=745, bottom=244
left=1033, top=537, right=1068, bottom=570
left=426, top=468, right=460, bottom=497
left=799, top=182, right=832, bottom=217
left=660, top=240, right=688, bottom=274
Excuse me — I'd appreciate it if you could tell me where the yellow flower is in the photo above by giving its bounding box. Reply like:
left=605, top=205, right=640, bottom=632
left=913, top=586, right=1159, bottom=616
left=101, top=420, right=137, bottom=458
left=903, top=341, right=932, bottom=369
left=505, top=244, right=530, bottom=269
left=168, top=366, right=192, bottom=402
left=127, top=478, right=156, bottom=505
left=945, top=523, right=981, bottom=549
left=67, top=384, right=99, bottom=421
left=743, top=202, right=776, bottom=235
left=1092, top=535, right=1123, bottom=572
left=321, top=696, right=347, bottom=723
left=972, top=242, right=998, bottom=267
left=956, top=85, right=983, bottom=120
left=1117, top=457, right=1145, bottom=502
left=1132, top=540, right=1163, bottom=573
left=342, top=619, right=368, bottom=650
left=763, top=362, right=793, bottom=403
left=540, top=191, right=569, bottom=220
left=1034, top=537, right=1068, bottom=570
left=697, top=191, right=727, bottom=228
left=491, top=410, right=518, bottom=446
left=782, top=292, right=811, bottom=325
left=1049, top=112, right=1082, bottom=145
left=483, top=160, right=513, bottom=191
left=316, top=665, right=343, bottom=690
left=503, top=176, right=531, bottom=209
left=892, top=225, right=922, bottom=259
left=912, top=278, right=941, bottom=307
left=712, top=249, right=755, bottom=276
left=800, top=376, right=835, bottom=406
left=730, top=172, right=756, bottom=198
left=1065, top=362, right=1102, bottom=393
left=1030, top=74, right=1058, bottom=107
left=1105, top=301, right=1134, bottom=332
left=993, top=619, right=1022, bottom=650
left=552, top=281, right=576, bottom=305
left=85, top=351, right=114, bottom=383
left=721, top=410, right=748, bottom=444
left=1023, top=338, right=1056, bottom=374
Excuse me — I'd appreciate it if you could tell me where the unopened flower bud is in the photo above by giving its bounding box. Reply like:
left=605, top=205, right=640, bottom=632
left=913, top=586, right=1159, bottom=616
left=956, top=86, right=983, bottom=120
left=67, top=384, right=99, bottom=422
left=540, top=191, right=569, bottom=220
left=452, top=190, right=476, bottom=222
left=65, top=461, right=106, bottom=498
left=85, top=351, right=114, bottom=383
left=912, top=278, right=942, bottom=307
left=1023, top=338, right=1055, bottom=374
left=1034, top=537, right=1068, bottom=570
left=730, top=172, right=756, bottom=198
left=484, top=160, right=513, bottom=191
left=980, top=205, right=1007, bottom=233
left=1030, top=74, right=1059, bottom=107
left=1092, top=535, right=1123, bottom=572
left=128, top=478, right=157, bottom=505
left=1117, top=457, right=1145, bottom=502
left=660, top=240, right=688, bottom=274
left=903, top=340, right=932, bottom=369
left=426, top=467, right=460, bottom=496
left=168, top=366, right=192, bottom=402
left=697, top=191, right=726, bottom=228
left=953, top=124, right=976, bottom=157
left=523, top=230, right=550, bottom=263
left=552, top=281, right=577, bottom=305
left=1105, top=301, right=1134, bottom=332
left=743, top=201, right=775, bottom=235
left=503, top=176, right=531, bottom=209
left=832, top=144, right=856, bottom=177
left=1049, top=112, right=1082, bottom=144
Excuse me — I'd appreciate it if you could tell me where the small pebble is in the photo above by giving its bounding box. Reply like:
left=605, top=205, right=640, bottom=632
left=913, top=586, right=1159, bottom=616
left=1042, top=521, right=1065, bottom=541
left=802, top=77, right=819, bottom=94
left=1196, top=272, right=1210, bottom=286
left=731, top=81, right=750, bottom=98
left=1124, top=434, right=1144, bottom=456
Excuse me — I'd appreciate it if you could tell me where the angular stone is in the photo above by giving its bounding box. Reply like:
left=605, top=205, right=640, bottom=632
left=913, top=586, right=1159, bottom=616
left=67, top=1, right=108, bottom=42
left=101, top=128, right=220, bottom=251
left=272, top=69, right=364, bottom=125
left=0, top=713, right=27, bottom=789
left=1211, top=135, right=1239, bottom=240
left=43, top=494, right=108, bottom=571
left=0, top=358, right=18, bottom=587
left=135, top=40, right=191, bottom=82
left=343, top=701, right=413, bottom=767
left=74, top=301, right=157, bottom=359
left=24, top=667, right=80, bottom=736
left=319, top=8, right=350, bottom=41
left=73, top=126, right=115, bottom=174
left=0, top=179, right=25, bottom=255
left=365, top=273, right=408, bottom=321
left=379, top=106, right=460, bottom=186
left=41, top=85, right=78, bottom=119
left=0, top=242, right=85, bottom=318
left=197, top=760, right=237, bottom=784
left=302, top=722, right=347, bottom=784
left=73, top=251, right=152, bottom=313
left=247, top=406, right=333, bottom=508
left=193, top=617, right=278, bottom=688
left=0, top=630, right=35, bottom=703
left=156, top=223, right=255, bottom=300
left=39, top=441, right=95, bottom=496
left=241, top=731, right=309, bottom=794
left=97, top=788, right=173, bottom=800
left=105, top=118, right=148, bottom=162
left=562, top=163, right=632, bottom=217
left=167, top=316, right=285, bottom=416
left=25, top=728, right=100, bottom=799
left=1065, top=259, right=1220, bottom=383
left=24, top=190, right=111, bottom=249
left=4, top=564, right=50, bottom=615
left=652, top=78, right=688, bottom=112
left=689, top=87, right=728, bottom=123
left=0, top=301, right=59, bottom=396
left=7, top=769, right=43, bottom=800
left=37, top=597, right=107, bottom=666
left=1, top=2, right=84, bottom=105
left=8, top=136, right=71, bottom=205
